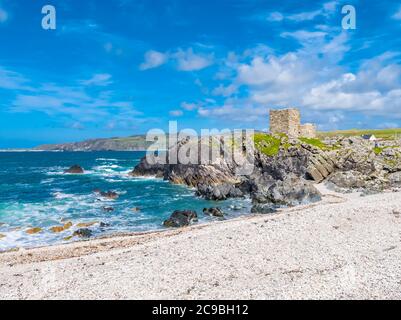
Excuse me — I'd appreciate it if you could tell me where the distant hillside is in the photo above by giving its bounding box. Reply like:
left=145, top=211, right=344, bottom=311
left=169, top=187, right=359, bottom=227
left=318, top=128, right=401, bottom=140
left=34, top=135, right=152, bottom=151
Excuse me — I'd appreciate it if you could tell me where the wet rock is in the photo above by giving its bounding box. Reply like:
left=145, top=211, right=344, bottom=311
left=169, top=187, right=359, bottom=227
left=251, top=204, right=278, bottom=214
left=0, top=233, right=5, bottom=239
left=196, top=183, right=243, bottom=200
left=131, top=207, right=141, bottom=212
left=102, top=207, right=114, bottom=212
left=130, top=157, right=165, bottom=178
left=100, top=191, right=119, bottom=200
left=163, top=210, right=198, bottom=228
left=203, top=207, right=224, bottom=218
left=26, top=227, right=42, bottom=235
left=64, top=165, right=84, bottom=174
left=73, top=228, right=93, bottom=238
left=99, top=222, right=110, bottom=228
left=50, top=222, right=73, bottom=233
left=76, top=222, right=97, bottom=228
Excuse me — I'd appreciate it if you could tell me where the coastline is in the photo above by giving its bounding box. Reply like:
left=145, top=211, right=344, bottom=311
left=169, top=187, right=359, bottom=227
left=1, top=186, right=401, bottom=299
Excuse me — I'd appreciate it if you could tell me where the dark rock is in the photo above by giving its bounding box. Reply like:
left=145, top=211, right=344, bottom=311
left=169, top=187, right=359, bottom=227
left=130, top=156, right=166, bottom=178
left=163, top=210, right=198, bottom=228
left=253, top=174, right=322, bottom=206
left=251, top=204, right=278, bottom=214
left=196, top=183, right=243, bottom=200
left=64, top=165, right=84, bottom=174
left=100, top=191, right=119, bottom=200
left=203, top=207, right=224, bottom=218
left=73, top=228, right=93, bottom=238
left=99, top=222, right=110, bottom=228
left=102, top=207, right=114, bottom=212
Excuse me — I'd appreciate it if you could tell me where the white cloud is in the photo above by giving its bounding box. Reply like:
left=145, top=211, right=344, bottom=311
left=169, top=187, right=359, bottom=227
left=212, top=84, right=238, bottom=97
left=169, top=110, right=183, bottom=117
left=80, top=73, right=112, bottom=86
left=198, top=23, right=401, bottom=129
left=198, top=102, right=269, bottom=123
left=266, top=12, right=283, bottom=22
left=393, top=6, right=401, bottom=20
left=281, top=30, right=327, bottom=41
left=267, top=1, right=338, bottom=23
left=181, top=102, right=198, bottom=111
left=0, top=67, right=32, bottom=90
left=139, top=50, right=168, bottom=70
left=1, top=68, right=144, bottom=128
left=139, top=48, right=214, bottom=72
left=287, top=10, right=321, bottom=22
left=0, top=7, right=8, bottom=23
left=174, top=48, right=214, bottom=71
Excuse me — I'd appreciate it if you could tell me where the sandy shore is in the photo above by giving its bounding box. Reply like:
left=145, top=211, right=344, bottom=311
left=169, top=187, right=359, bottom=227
left=1, top=186, right=401, bottom=300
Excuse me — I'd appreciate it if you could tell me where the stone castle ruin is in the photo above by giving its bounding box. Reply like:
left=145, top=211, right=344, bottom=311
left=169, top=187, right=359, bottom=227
left=270, top=108, right=316, bottom=138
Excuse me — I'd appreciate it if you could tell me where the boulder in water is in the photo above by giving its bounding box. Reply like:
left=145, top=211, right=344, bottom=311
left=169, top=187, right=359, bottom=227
left=203, top=207, right=224, bottom=218
left=26, top=227, right=42, bottom=235
left=73, top=228, right=93, bottom=238
left=100, top=191, right=119, bottom=200
left=99, top=222, right=110, bottom=228
left=251, top=204, right=278, bottom=214
left=50, top=222, right=73, bottom=233
left=102, top=206, right=114, bottom=212
left=64, top=165, right=84, bottom=174
left=163, top=210, right=198, bottom=228
left=76, top=222, right=97, bottom=228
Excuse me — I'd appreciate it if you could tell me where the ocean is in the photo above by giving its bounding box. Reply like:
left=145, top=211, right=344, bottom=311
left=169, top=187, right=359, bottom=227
left=0, top=151, right=251, bottom=251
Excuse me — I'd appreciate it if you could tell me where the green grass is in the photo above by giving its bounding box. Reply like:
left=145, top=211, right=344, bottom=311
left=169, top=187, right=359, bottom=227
left=318, top=128, right=401, bottom=140
left=253, top=133, right=282, bottom=156
left=299, top=137, right=334, bottom=151
left=373, top=147, right=384, bottom=155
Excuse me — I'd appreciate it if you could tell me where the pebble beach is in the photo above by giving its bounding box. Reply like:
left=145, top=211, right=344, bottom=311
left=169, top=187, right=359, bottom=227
left=1, top=186, right=400, bottom=300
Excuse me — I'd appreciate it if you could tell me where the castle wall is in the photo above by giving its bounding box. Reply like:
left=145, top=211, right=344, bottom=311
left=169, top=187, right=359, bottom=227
left=300, top=123, right=317, bottom=138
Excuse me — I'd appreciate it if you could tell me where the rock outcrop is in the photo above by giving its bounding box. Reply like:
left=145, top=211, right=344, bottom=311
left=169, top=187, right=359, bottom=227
left=163, top=210, right=198, bottom=228
left=203, top=208, right=224, bottom=218
left=64, top=165, right=84, bottom=174
left=73, top=228, right=93, bottom=238
left=252, top=174, right=322, bottom=207
left=131, top=133, right=401, bottom=205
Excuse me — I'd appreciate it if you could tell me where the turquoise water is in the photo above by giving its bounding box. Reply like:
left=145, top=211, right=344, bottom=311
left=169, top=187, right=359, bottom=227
left=0, top=152, right=251, bottom=250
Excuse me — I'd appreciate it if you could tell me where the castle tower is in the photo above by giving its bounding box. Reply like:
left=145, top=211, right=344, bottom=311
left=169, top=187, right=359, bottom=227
left=269, top=108, right=301, bottom=138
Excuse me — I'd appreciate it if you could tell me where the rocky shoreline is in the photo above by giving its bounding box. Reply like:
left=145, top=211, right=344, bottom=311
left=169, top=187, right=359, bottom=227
left=131, top=133, right=401, bottom=222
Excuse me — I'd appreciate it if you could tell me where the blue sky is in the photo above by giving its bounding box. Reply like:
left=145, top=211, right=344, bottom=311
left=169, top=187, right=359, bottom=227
left=1, top=0, right=401, bottom=148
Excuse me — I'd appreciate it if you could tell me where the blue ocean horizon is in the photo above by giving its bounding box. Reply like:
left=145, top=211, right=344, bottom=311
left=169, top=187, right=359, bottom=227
left=0, top=151, right=251, bottom=250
